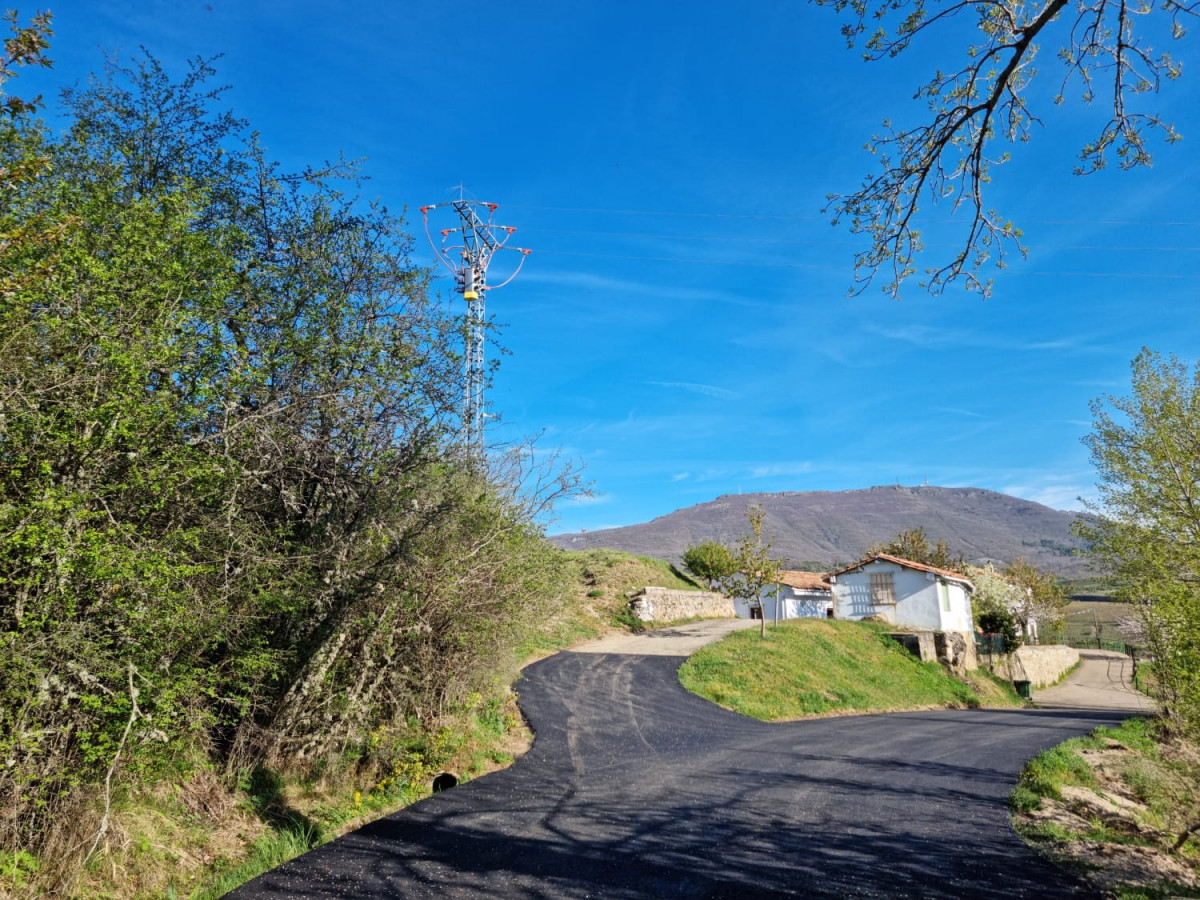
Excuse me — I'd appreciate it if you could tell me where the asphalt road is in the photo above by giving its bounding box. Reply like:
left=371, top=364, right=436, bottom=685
left=231, top=636, right=1144, bottom=899
left=1035, top=648, right=1155, bottom=713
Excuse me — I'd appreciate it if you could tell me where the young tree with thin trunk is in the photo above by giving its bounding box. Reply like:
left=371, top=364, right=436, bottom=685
left=1078, top=348, right=1200, bottom=735
left=715, top=506, right=783, bottom=639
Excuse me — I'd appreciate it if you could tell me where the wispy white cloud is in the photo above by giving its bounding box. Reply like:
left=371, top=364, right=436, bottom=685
left=671, top=472, right=691, bottom=482
left=863, top=322, right=1103, bottom=354
left=934, top=407, right=984, bottom=418
left=566, top=492, right=612, bottom=506
left=748, top=461, right=814, bottom=479
left=520, top=269, right=743, bottom=305
left=1001, top=477, right=1097, bottom=512
left=647, top=381, right=737, bottom=399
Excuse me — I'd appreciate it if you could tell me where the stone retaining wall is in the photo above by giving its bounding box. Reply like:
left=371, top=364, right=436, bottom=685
left=629, top=587, right=734, bottom=622
left=996, top=644, right=1080, bottom=687
left=885, top=630, right=977, bottom=674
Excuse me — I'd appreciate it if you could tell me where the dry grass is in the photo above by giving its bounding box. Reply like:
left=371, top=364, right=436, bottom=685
left=0, top=694, right=535, bottom=899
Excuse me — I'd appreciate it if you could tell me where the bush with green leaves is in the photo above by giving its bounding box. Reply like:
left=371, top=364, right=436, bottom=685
left=0, top=49, right=573, bottom=874
left=682, top=540, right=737, bottom=589
left=976, top=609, right=1021, bottom=652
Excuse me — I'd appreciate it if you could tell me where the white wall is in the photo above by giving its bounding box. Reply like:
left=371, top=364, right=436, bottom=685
left=940, top=581, right=974, bottom=631
left=832, top=560, right=973, bottom=631
left=734, top=586, right=832, bottom=620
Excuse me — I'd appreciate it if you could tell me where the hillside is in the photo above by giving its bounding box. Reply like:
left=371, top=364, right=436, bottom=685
left=550, top=485, right=1096, bottom=577
left=521, top=549, right=705, bottom=657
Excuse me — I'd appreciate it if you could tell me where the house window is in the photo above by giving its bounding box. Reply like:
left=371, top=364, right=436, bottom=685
left=870, top=573, right=895, bottom=605
left=939, top=581, right=950, bottom=612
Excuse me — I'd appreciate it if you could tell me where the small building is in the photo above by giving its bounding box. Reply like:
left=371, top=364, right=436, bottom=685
left=827, top=553, right=975, bottom=633
left=734, top=570, right=834, bottom=621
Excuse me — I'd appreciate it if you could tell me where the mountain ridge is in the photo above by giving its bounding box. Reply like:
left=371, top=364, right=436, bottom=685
left=550, top=485, right=1096, bottom=577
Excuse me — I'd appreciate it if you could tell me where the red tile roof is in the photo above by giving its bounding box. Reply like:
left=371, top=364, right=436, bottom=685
left=827, top=553, right=975, bottom=589
left=778, top=570, right=832, bottom=592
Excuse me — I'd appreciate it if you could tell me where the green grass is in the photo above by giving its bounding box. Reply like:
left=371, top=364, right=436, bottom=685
left=1011, top=717, right=1200, bottom=896
left=1134, top=662, right=1158, bottom=697
left=1063, top=576, right=1121, bottom=598
left=1045, top=597, right=1139, bottom=647
left=678, top=619, right=1011, bottom=720
left=189, top=823, right=318, bottom=900
left=1010, top=719, right=1158, bottom=814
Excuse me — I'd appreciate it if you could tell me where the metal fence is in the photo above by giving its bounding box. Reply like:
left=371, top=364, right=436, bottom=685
left=975, top=632, right=1008, bottom=656
left=1040, top=621, right=1126, bottom=649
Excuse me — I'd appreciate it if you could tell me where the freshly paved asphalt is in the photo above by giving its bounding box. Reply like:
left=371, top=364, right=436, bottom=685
left=231, top=636, right=1145, bottom=898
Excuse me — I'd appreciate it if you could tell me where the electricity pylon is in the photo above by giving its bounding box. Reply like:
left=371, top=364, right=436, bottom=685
left=420, top=199, right=530, bottom=456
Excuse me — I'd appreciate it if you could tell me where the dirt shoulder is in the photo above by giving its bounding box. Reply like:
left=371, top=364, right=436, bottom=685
left=1013, top=722, right=1200, bottom=897
left=1018, top=657, right=1196, bottom=897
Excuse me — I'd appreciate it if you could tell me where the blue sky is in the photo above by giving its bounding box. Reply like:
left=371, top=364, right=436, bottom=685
left=20, top=1, right=1200, bottom=535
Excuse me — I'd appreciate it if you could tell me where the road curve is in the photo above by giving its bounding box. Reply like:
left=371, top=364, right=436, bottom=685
left=231, top=645, right=1138, bottom=898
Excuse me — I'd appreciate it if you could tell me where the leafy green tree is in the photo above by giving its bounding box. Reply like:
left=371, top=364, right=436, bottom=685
left=0, top=9, right=52, bottom=117
left=1004, top=557, right=1069, bottom=638
left=1079, top=348, right=1200, bottom=734
left=682, top=539, right=737, bottom=589
left=971, top=559, right=1067, bottom=642
left=816, top=0, right=1192, bottom=297
left=868, top=527, right=967, bottom=572
left=715, top=506, right=783, bottom=638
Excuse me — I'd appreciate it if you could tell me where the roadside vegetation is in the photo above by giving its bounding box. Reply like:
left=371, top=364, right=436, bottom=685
left=1011, top=718, right=1200, bottom=897
left=0, top=35, right=625, bottom=899
left=679, top=619, right=1023, bottom=720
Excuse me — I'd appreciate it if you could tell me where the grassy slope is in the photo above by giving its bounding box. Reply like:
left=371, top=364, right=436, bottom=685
left=521, top=548, right=704, bottom=657
left=679, top=619, right=1022, bottom=720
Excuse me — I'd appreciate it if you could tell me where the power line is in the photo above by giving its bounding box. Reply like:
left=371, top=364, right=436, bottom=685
left=523, top=226, right=1200, bottom=254
left=506, top=203, right=1200, bottom=229
left=531, top=248, right=1200, bottom=279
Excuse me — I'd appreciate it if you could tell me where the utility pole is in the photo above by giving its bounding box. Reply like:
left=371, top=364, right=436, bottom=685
left=420, top=198, right=530, bottom=456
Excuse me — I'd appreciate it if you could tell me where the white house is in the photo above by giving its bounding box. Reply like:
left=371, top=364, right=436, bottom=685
left=827, top=553, right=975, bottom=633
left=733, top=570, right=834, bottom=621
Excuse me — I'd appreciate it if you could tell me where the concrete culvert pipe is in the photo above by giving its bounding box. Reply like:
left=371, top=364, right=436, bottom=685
left=431, top=772, right=458, bottom=793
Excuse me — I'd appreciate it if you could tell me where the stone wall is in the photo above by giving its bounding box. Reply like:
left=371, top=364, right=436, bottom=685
left=935, top=631, right=978, bottom=675
left=1002, top=645, right=1080, bottom=687
left=629, top=587, right=734, bottom=622
left=886, top=631, right=937, bottom=664
left=885, top=630, right=977, bottom=674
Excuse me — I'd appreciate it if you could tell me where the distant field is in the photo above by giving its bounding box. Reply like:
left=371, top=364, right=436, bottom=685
left=1061, top=576, right=1119, bottom=597
left=1057, top=597, right=1137, bottom=647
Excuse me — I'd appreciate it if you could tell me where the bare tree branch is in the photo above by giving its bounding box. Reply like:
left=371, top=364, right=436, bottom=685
left=816, top=0, right=1194, bottom=296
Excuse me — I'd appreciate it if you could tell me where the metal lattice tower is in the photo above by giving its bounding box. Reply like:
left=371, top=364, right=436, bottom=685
left=420, top=199, right=530, bottom=455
